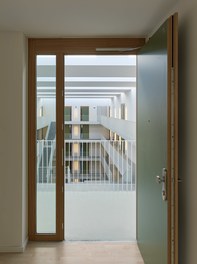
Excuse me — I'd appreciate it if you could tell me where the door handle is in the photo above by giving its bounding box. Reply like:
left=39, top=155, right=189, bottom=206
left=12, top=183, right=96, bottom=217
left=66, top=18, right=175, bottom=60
left=156, top=168, right=167, bottom=201
left=156, top=175, right=163, bottom=184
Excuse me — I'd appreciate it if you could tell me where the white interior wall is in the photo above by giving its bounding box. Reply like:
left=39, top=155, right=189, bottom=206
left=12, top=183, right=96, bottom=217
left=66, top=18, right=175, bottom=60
left=125, top=89, right=136, bottom=122
left=100, top=116, right=136, bottom=140
left=37, top=98, right=56, bottom=130
left=0, top=32, right=27, bottom=252
left=65, top=98, right=111, bottom=123
left=42, top=98, right=56, bottom=121
left=37, top=98, right=42, bottom=117
left=89, top=106, right=97, bottom=122
left=111, top=96, right=119, bottom=118
left=89, top=125, right=109, bottom=140
left=111, top=90, right=136, bottom=122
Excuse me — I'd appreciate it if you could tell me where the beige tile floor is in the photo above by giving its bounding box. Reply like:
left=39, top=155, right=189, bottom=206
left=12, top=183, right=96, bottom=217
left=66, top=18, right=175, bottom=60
left=0, top=242, right=144, bottom=264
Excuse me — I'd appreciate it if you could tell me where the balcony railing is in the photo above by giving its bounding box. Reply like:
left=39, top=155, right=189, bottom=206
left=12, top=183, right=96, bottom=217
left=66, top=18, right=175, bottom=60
left=37, top=139, right=136, bottom=191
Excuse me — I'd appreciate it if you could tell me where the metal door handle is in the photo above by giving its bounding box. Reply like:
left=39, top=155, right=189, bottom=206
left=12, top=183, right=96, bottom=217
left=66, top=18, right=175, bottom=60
left=156, top=168, right=167, bottom=201
left=156, top=175, right=164, bottom=184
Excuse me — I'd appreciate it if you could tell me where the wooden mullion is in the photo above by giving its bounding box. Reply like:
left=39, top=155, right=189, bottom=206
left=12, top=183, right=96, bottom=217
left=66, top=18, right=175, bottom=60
left=28, top=39, right=37, bottom=239
left=56, top=53, right=65, bottom=240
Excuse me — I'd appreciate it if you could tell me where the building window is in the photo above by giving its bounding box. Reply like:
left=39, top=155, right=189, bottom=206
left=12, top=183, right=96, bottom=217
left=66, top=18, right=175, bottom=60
left=64, top=125, right=72, bottom=139
left=121, top=104, right=125, bottom=120
left=65, top=143, right=72, bottom=157
left=64, top=106, right=72, bottom=121
left=80, top=125, right=89, bottom=139
left=80, top=106, right=89, bottom=121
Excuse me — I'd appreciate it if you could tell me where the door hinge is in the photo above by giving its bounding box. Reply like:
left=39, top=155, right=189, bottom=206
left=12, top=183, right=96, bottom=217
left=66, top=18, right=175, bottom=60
left=62, top=148, right=64, bottom=166
left=171, top=67, right=175, bottom=83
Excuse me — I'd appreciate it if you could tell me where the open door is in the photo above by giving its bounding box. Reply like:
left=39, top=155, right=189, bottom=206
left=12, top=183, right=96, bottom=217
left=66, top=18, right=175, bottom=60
left=137, top=14, right=178, bottom=264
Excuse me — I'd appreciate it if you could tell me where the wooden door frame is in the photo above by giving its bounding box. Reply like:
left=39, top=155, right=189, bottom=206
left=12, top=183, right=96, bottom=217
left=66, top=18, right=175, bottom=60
left=167, top=14, right=178, bottom=264
left=28, top=37, right=145, bottom=241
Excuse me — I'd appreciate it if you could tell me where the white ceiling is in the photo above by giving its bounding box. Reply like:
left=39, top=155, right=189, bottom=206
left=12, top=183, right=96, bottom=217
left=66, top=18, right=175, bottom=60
left=0, top=0, right=177, bottom=37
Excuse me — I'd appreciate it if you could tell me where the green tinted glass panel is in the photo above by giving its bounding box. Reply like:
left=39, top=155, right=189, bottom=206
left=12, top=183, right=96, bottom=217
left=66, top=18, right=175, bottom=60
left=137, top=21, right=168, bottom=264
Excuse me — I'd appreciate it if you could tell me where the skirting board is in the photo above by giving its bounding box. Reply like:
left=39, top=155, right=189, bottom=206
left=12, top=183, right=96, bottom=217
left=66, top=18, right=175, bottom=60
left=0, top=237, right=28, bottom=253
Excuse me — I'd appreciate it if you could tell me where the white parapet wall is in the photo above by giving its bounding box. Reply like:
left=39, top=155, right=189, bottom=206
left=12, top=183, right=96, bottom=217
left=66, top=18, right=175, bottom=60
left=37, top=184, right=136, bottom=241
left=65, top=190, right=136, bottom=241
left=100, top=116, right=136, bottom=140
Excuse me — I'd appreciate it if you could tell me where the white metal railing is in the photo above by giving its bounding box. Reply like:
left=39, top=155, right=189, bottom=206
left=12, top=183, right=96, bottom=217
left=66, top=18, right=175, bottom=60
left=37, top=140, right=56, bottom=183
left=37, top=139, right=136, bottom=191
